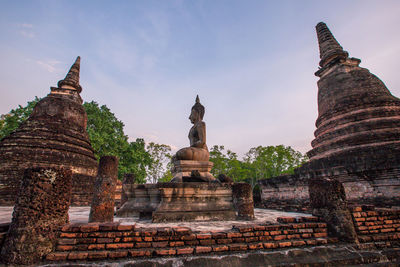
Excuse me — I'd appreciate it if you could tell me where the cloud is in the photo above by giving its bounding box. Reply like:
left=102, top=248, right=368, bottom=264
left=36, top=60, right=62, bottom=73
left=18, top=23, right=35, bottom=38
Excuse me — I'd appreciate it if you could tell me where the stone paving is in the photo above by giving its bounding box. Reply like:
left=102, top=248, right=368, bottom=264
left=0, top=207, right=310, bottom=232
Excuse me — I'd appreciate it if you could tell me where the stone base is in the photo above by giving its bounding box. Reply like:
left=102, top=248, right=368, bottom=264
left=171, top=160, right=215, bottom=182
left=116, top=183, right=237, bottom=222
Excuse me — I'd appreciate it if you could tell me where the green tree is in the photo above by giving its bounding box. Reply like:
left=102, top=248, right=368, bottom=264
left=244, top=145, right=308, bottom=188
left=0, top=97, right=40, bottom=139
left=146, top=142, right=172, bottom=183
left=83, top=101, right=152, bottom=181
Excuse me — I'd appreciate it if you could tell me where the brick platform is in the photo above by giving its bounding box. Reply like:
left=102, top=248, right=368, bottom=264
left=45, top=216, right=332, bottom=262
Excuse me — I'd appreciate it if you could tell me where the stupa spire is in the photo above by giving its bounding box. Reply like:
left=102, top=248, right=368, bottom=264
left=316, top=22, right=348, bottom=67
left=57, top=56, right=82, bottom=93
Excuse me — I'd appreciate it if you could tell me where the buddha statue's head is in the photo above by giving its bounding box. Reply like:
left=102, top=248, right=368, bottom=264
left=189, top=95, right=205, bottom=124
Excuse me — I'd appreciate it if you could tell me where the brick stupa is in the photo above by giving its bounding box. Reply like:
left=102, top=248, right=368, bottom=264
left=258, top=23, right=400, bottom=209
left=0, top=57, right=98, bottom=205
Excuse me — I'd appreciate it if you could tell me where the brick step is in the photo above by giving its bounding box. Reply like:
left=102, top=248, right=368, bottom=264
left=358, top=233, right=400, bottom=243
left=47, top=238, right=336, bottom=261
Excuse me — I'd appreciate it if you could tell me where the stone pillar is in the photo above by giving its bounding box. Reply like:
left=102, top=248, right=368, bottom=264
left=120, top=173, right=136, bottom=208
left=89, top=156, right=118, bottom=223
left=309, top=177, right=358, bottom=242
left=0, top=167, right=72, bottom=265
left=233, top=183, right=255, bottom=220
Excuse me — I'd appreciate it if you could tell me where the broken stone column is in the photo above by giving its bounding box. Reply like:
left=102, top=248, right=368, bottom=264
left=0, top=167, right=72, bottom=265
left=89, top=156, right=118, bottom=223
left=233, top=183, right=255, bottom=220
left=309, top=177, right=358, bottom=242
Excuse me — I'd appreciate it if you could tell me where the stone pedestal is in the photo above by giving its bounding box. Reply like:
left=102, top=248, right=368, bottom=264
left=171, top=160, right=215, bottom=182
left=152, top=183, right=236, bottom=222
left=116, top=183, right=237, bottom=222
left=0, top=167, right=72, bottom=265
left=116, top=184, right=160, bottom=218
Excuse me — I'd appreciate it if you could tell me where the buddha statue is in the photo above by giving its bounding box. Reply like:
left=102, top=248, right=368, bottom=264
left=174, top=95, right=209, bottom=162
left=171, top=95, right=215, bottom=182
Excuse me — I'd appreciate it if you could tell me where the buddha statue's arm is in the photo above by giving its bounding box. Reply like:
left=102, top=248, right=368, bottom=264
left=191, top=122, right=206, bottom=148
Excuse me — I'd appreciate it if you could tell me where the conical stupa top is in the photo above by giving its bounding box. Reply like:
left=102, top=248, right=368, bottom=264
left=316, top=22, right=348, bottom=67
left=57, top=56, right=82, bottom=93
left=196, top=95, right=200, bottom=103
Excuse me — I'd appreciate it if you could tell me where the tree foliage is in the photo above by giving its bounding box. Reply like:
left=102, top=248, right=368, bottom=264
left=0, top=97, right=41, bottom=140
left=146, top=142, right=172, bottom=183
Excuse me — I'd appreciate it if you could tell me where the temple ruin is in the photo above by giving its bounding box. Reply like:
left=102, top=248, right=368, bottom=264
left=258, top=22, right=400, bottom=210
left=0, top=57, right=98, bottom=206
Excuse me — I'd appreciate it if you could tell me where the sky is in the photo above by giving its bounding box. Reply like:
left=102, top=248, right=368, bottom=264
left=1, top=0, right=400, bottom=158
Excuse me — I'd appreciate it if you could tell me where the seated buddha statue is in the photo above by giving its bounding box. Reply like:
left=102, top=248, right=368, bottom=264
left=171, top=95, right=215, bottom=182
left=173, top=95, right=209, bottom=162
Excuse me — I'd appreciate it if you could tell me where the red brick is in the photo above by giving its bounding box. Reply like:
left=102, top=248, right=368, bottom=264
left=88, top=244, right=105, bottom=250
left=177, top=247, right=194, bottom=255
left=87, top=251, right=108, bottom=260
left=80, top=223, right=99, bottom=232
left=259, top=236, right=273, bottom=241
left=185, top=240, right=200, bottom=246
left=264, top=225, right=281, bottom=231
left=195, top=246, right=212, bottom=253
left=196, top=233, right=212, bottom=239
left=287, top=234, right=301, bottom=239
left=235, top=226, right=253, bottom=232
left=366, top=217, right=377, bottom=221
left=129, top=249, right=152, bottom=257
left=313, top=232, right=328, bottom=238
left=381, top=228, right=395, bottom=233
left=58, top=238, right=77, bottom=245
left=367, top=211, right=378, bottom=216
left=227, top=232, right=242, bottom=238
left=269, top=231, right=281, bottom=236
left=305, top=223, right=319, bottom=228
left=99, top=222, right=118, bottom=231
left=213, top=245, right=229, bottom=252
left=352, top=212, right=362, bottom=218
left=143, top=236, right=153, bottom=242
left=135, top=242, right=151, bottom=248
left=277, top=217, right=297, bottom=223
left=273, top=235, right=287, bottom=241
left=155, top=249, right=176, bottom=256
left=46, top=252, right=68, bottom=261
left=60, top=232, right=81, bottom=238
left=279, top=241, right=292, bottom=248
left=117, top=224, right=135, bottom=231
left=169, top=241, right=184, bottom=247
left=299, top=228, right=313, bottom=233
left=216, top=238, right=233, bottom=244
left=228, top=244, right=248, bottom=251
left=301, top=233, right=312, bottom=238
left=154, top=236, right=169, bottom=241
left=78, top=238, right=97, bottom=244
left=302, top=216, right=319, bottom=222
left=97, top=238, right=114, bottom=243
left=351, top=206, right=362, bottom=212
left=306, top=239, right=317, bottom=245
left=232, top=237, right=245, bottom=243
left=157, top=227, right=173, bottom=236
left=243, top=232, right=254, bottom=237
left=245, top=237, right=259, bottom=243
left=263, top=242, right=278, bottom=249
left=292, top=240, right=306, bottom=246
left=254, top=225, right=266, bottom=231
left=68, top=251, right=88, bottom=260
left=173, top=227, right=191, bottom=235
left=248, top=242, right=263, bottom=250
left=57, top=245, right=74, bottom=251
left=106, top=243, right=134, bottom=249
left=181, top=234, right=197, bottom=241
left=200, top=239, right=215, bottom=245
left=355, top=218, right=366, bottom=222
left=152, top=241, right=169, bottom=248
left=212, top=232, right=227, bottom=239
left=108, top=251, right=128, bottom=258
left=292, top=224, right=306, bottom=229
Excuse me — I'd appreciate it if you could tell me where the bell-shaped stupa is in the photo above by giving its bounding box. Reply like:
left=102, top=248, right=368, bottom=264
left=0, top=57, right=98, bottom=205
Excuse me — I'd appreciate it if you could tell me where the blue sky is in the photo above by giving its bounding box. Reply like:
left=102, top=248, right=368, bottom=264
left=1, top=1, right=400, bottom=157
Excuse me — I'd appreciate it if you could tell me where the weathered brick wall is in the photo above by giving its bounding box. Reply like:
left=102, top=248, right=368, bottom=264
left=45, top=216, right=332, bottom=262
left=257, top=174, right=310, bottom=212
left=351, top=205, right=400, bottom=247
